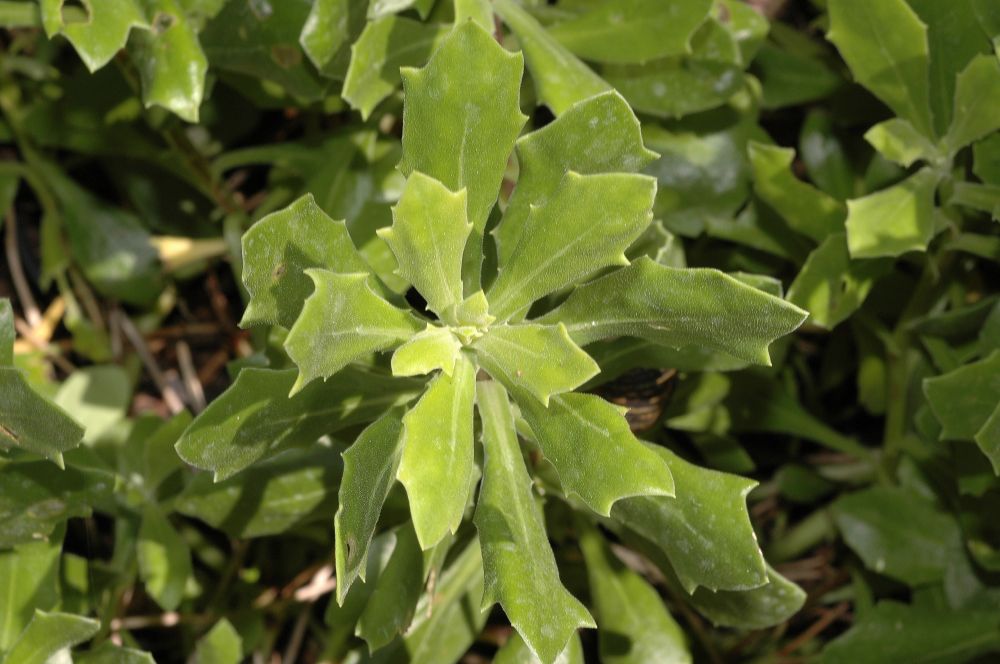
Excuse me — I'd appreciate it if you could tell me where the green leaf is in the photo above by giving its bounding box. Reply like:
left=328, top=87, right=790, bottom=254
left=39, top=0, right=148, bottom=71
left=399, top=20, right=527, bottom=285
left=908, top=0, right=991, bottom=137
left=335, top=412, right=404, bottom=602
left=924, top=351, right=1000, bottom=471
left=488, top=172, right=655, bottom=320
left=4, top=610, right=99, bottom=664
left=74, top=644, right=156, bottom=664
left=128, top=0, right=208, bottom=122
left=202, top=0, right=328, bottom=102
left=285, top=270, right=423, bottom=393
left=493, top=0, right=611, bottom=115
left=518, top=393, right=674, bottom=515
left=602, top=19, right=745, bottom=120
left=943, top=54, right=1000, bottom=154
left=54, top=365, right=131, bottom=444
left=547, top=0, right=712, bottom=64
left=343, top=16, right=448, bottom=119
left=0, top=368, right=85, bottom=464
left=380, top=172, right=471, bottom=318
left=787, top=234, right=889, bottom=329
left=0, top=460, right=111, bottom=548
left=611, top=445, right=767, bottom=593
left=845, top=168, right=939, bottom=258
left=137, top=505, right=192, bottom=611
left=755, top=41, right=842, bottom=109
left=391, top=325, right=462, bottom=377
left=833, top=486, right=962, bottom=585
left=864, top=118, right=940, bottom=167
left=685, top=565, right=806, bottom=630
left=822, top=600, right=1000, bottom=664
left=397, top=354, right=476, bottom=549
left=472, top=324, right=598, bottom=406
left=175, top=367, right=419, bottom=480
left=747, top=141, right=846, bottom=243
left=494, top=91, right=657, bottom=265
left=0, top=535, right=62, bottom=651
left=475, top=380, right=594, bottom=664
left=241, top=194, right=372, bottom=330
left=176, top=446, right=343, bottom=538
left=356, top=523, right=433, bottom=652
left=0, top=298, right=14, bottom=366
left=827, top=0, right=935, bottom=138
left=579, top=523, right=691, bottom=664
left=300, top=0, right=368, bottom=77
left=194, top=618, right=242, bottom=664
left=799, top=111, right=854, bottom=200
left=539, top=257, right=807, bottom=366
left=494, top=632, right=584, bottom=664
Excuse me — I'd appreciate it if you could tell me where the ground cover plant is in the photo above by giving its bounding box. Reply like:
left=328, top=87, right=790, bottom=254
left=0, top=0, right=999, bottom=662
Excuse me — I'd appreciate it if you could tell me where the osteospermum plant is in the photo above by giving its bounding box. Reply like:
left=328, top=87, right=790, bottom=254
left=177, top=19, right=807, bottom=663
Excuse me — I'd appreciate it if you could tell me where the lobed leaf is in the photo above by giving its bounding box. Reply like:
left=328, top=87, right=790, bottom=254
left=924, top=351, right=1000, bottom=472
left=391, top=325, right=463, bottom=377
left=475, top=381, right=594, bottom=664
left=285, top=270, right=423, bottom=393
left=518, top=393, right=674, bottom=515
left=4, top=610, right=99, bottom=664
left=473, top=324, right=599, bottom=406
left=39, top=0, right=148, bottom=72
left=864, top=118, right=940, bottom=167
left=399, top=20, right=527, bottom=286
left=397, top=354, right=477, bottom=550
left=380, top=172, right=471, bottom=319
left=611, top=445, right=767, bottom=593
left=539, top=257, right=807, bottom=366
left=827, top=0, right=935, bottom=138
left=175, top=367, right=420, bottom=481
left=845, top=168, right=940, bottom=259
left=943, top=54, right=1000, bottom=155
left=494, top=91, right=658, bottom=265
left=241, top=194, right=372, bottom=330
left=0, top=535, right=62, bottom=651
left=488, top=171, right=656, bottom=320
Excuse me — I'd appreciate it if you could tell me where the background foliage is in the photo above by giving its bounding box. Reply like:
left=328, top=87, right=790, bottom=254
left=1, top=0, right=999, bottom=662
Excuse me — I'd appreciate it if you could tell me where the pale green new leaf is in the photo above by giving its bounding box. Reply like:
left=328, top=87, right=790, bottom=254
left=335, top=412, right=404, bottom=603
left=398, top=354, right=476, bottom=549
left=40, top=0, right=148, bottom=71
left=612, top=445, right=767, bottom=593
left=129, top=0, right=208, bottom=122
left=391, top=325, right=462, bottom=376
left=285, top=270, right=423, bottom=393
left=539, top=257, right=807, bottom=366
left=400, top=20, right=527, bottom=284
left=488, top=171, right=655, bottom=320
left=495, top=91, right=658, bottom=264
left=686, top=565, right=806, bottom=630
left=473, top=324, right=599, bottom=405
left=194, top=618, right=242, bottom=664
left=175, top=367, right=420, bottom=481
left=137, top=505, right=192, bottom=611
left=493, top=0, right=610, bottom=115
left=475, top=381, right=594, bottom=664
left=0, top=536, right=61, bottom=650
left=827, top=0, right=935, bottom=138
left=241, top=194, right=372, bottom=329
left=747, top=141, right=845, bottom=243
left=4, top=610, right=99, bottom=664
left=547, top=0, right=712, bottom=64
left=343, top=16, right=448, bottom=119
left=579, top=524, right=691, bottom=664
left=943, top=54, right=1000, bottom=155
left=519, top=393, right=674, bottom=515
left=864, top=118, right=940, bottom=167
left=380, top=172, right=471, bottom=318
